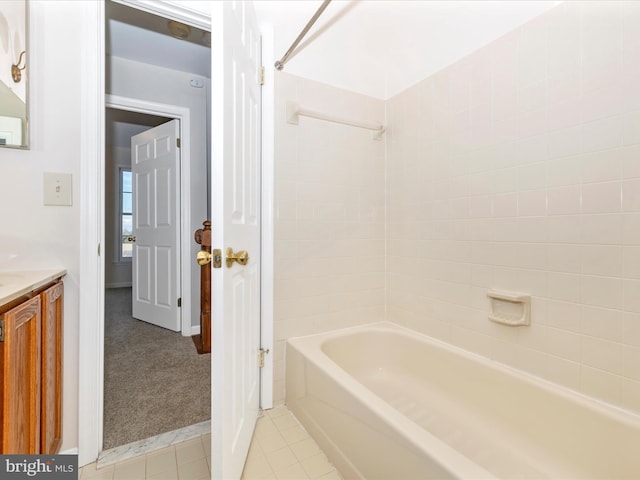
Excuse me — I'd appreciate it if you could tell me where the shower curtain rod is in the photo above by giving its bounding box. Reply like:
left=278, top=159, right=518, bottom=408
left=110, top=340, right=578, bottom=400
left=274, top=0, right=332, bottom=71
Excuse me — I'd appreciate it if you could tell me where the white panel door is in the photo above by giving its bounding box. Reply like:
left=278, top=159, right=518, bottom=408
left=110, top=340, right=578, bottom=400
left=131, top=119, right=181, bottom=332
left=211, top=1, right=262, bottom=479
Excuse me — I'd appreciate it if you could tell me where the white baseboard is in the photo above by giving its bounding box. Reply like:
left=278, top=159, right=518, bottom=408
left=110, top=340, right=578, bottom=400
left=190, top=325, right=200, bottom=336
left=59, top=447, right=79, bottom=455
left=105, top=282, right=132, bottom=289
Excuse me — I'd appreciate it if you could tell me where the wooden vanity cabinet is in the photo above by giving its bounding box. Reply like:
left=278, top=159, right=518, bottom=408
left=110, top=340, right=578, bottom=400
left=40, top=282, right=63, bottom=454
left=0, top=279, right=63, bottom=454
left=0, top=295, right=41, bottom=454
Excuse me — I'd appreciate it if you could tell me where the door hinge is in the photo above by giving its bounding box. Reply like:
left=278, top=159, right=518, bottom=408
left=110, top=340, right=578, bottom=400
left=177, top=298, right=182, bottom=307
left=258, top=348, right=270, bottom=368
left=0, top=319, right=4, bottom=342
left=259, top=66, right=265, bottom=86
left=98, top=243, right=101, bottom=256
left=177, top=138, right=181, bottom=148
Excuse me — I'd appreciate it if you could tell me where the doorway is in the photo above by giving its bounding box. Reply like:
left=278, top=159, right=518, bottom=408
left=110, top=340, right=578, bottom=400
left=102, top=1, right=211, bottom=453
left=78, top=1, right=276, bottom=467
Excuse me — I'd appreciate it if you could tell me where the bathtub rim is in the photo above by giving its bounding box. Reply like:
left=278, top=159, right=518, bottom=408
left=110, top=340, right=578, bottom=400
left=287, top=320, right=640, bottom=475
left=287, top=322, right=497, bottom=479
left=287, top=320, right=640, bottom=430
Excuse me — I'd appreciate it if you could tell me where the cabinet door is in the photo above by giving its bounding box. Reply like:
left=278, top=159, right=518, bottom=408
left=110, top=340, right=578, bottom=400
left=1, top=295, right=41, bottom=454
left=41, top=282, right=63, bottom=454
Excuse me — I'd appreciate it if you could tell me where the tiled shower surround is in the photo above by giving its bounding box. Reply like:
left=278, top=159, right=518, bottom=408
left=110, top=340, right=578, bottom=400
left=275, top=1, right=640, bottom=413
left=274, top=74, right=386, bottom=404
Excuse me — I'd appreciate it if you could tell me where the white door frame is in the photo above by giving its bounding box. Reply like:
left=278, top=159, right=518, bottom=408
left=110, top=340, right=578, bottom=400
left=78, top=0, right=274, bottom=467
left=107, top=95, right=192, bottom=337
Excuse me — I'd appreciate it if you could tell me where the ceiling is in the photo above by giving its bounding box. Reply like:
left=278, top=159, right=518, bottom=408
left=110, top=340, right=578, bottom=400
left=106, top=1, right=211, bottom=79
left=255, top=0, right=560, bottom=99
left=105, top=1, right=210, bottom=146
left=105, top=0, right=560, bottom=101
left=106, top=109, right=169, bottom=149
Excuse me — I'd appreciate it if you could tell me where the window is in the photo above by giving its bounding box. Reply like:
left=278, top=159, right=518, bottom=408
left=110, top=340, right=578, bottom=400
left=120, top=168, right=133, bottom=260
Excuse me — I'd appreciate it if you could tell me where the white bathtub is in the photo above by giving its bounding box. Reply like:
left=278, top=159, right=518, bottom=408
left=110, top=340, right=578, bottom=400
left=286, top=322, right=640, bottom=479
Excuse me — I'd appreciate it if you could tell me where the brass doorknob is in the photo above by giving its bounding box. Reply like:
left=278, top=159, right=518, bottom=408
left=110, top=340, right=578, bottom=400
left=226, top=247, right=249, bottom=268
left=196, top=250, right=212, bottom=265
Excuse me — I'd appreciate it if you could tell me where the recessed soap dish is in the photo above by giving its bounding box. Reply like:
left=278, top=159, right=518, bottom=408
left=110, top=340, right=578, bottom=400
left=487, top=289, right=531, bottom=326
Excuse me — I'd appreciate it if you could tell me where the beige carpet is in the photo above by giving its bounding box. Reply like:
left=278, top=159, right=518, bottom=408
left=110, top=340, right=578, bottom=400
left=103, top=288, right=211, bottom=450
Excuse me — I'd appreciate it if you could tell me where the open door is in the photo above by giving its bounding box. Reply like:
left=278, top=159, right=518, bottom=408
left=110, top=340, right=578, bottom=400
left=131, top=119, right=181, bottom=332
left=211, top=1, right=262, bottom=479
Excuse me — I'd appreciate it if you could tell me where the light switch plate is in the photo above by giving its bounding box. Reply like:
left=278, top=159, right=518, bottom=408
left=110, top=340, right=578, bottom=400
left=43, top=172, right=72, bottom=206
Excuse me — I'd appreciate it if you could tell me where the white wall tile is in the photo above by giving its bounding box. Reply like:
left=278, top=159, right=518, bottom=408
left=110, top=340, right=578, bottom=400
left=623, top=279, right=640, bottom=313
left=543, top=299, right=581, bottom=332
left=621, top=145, right=640, bottom=178
left=549, top=125, right=582, bottom=159
left=622, top=179, right=640, bottom=212
left=518, top=162, right=548, bottom=191
left=274, top=2, right=640, bottom=417
left=492, top=193, right=518, bottom=217
left=518, top=189, right=548, bottom=217
left=384, top=1, right=640, bottom=416
left=470, top=195, right=493, bottom=218
left=622, top=313, right=640, bottom=347
left=622, top=345, right=640, bottom=381
left=547, top=215, right=582, bottom=244
left=581, top=245, right=622, bottom=277
left=547, top=155, right=582, bottom=187
left=274, top=74, right=386, bottom=404
left=548, top=185, right=581, bottom=216
left=622, top=246, right=640, bottom=279
left=580, top=214, right=622, bottom=245
left=581, top=182, right=622, bottom=214
left=547, top=272, right=581, bottom=303
left=582, top=305, right=623, bottom=342
left=580, top=86, right=625, bottom=124
left=581, top=150, right=622, bottom=184
left=581, top=116, right=624, bottom=153
left=622, top=213, right=640, bottom=245
left=581, top=336, right=623, bottom=375
left=547, top=98, right=582, bottom=132
left=621, top=109, right=640, bottom=145
left=581, top=275, right=623, bottom=310
left=547, top=244, right=582, bottom=274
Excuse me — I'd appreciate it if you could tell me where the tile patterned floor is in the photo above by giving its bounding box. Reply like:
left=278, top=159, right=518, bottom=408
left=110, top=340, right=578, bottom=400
left=80, top=434, right=211, bottom=480
left=78, top=407, right=341, bottom=480
left=242, top=407, right=342, bottom=480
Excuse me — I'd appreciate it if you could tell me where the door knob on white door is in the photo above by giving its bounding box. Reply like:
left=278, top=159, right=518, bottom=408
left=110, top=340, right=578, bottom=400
left=196, top=250, right=211, bottom=265
left=225, top=247, right=249, bottom=268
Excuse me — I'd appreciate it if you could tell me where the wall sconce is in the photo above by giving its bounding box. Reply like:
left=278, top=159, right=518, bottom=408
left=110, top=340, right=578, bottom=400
left=11, top=50, right=26, bottom=83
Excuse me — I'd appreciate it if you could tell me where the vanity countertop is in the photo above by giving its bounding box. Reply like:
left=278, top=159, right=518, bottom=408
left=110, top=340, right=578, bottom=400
left=0, top=269, right=67, bottom=306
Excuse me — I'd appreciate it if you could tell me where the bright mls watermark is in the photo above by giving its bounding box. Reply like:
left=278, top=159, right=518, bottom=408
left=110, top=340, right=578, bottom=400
left=0, top=455, right=77, bottom=479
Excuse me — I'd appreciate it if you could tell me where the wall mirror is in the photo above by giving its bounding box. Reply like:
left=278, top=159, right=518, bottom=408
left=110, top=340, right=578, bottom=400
left=0, top=0, right=28, bottom=149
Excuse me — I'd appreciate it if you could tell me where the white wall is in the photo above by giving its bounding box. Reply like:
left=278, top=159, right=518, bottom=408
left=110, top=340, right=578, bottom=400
left=387, top=1, right=640, bottom=414
left=273, top=72, right=386, bottom=404
left=0, top=0, right=83, bottom=454
left=107, top=56, right=209, bottom=328
left=0, top=0, right=26, bottom=102
left=105, top=144, right=133, bottom=288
